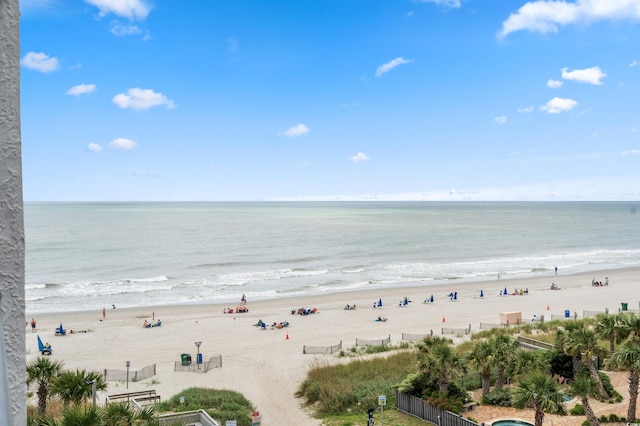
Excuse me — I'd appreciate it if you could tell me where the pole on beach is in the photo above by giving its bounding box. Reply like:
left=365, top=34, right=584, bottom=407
left=126, top=360, right=130, bottom=389
left=195, top=341, right=202, bottom=369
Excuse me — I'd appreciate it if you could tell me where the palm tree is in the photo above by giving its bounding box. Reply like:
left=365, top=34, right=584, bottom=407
left=562, top=325, right=609, bottom=399
left=58, top=404, right=103, bottom=426
left=51, top=369, right=107, bottom=407
left=468, top=339, right=493, bottom=397
left=509, top=348, right=550, bottom=381
left=512, top=372, right=566, bottom=426
left=570, top=374, right=601, bottom=426
left=556, top=322, right=583, bottom=377
left=595, top=313, right=623, bottom=352
left=606, top=340, right=640, bottom=422
left=417, top=336, right=466, bottom=394
left=26, top=356, right=65, bottom=414
left=102, top=403, right=159, bottom=426
left=492, top=333, right=519, bottom=388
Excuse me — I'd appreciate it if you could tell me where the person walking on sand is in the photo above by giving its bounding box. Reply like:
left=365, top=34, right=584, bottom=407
left=102, top=307, right=106, bottom=320
left=555, top=266, right=558, bottom=276
left=30, top=318, right=36, bottom=333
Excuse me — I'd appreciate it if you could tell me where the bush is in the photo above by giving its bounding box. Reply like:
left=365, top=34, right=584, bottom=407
left=481, top=387, right=512, bottom=407
left=570, top=404, right=585, bottom=416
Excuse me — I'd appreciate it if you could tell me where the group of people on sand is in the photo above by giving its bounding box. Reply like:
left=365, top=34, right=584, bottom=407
left=254, top=319, right=290, bottom=329
left=142, top=319, right=162, bottom=328
left=501, top=288, right=529, bottom=295
left=550, top=283, right=560, bottom=290
left=592, top=277, right=609, bottom=286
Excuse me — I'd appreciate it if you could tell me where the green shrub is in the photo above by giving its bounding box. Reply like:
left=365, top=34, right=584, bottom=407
left=481, top=387, right=512, bottom=407
left=570, top=404, right=585, bottom=416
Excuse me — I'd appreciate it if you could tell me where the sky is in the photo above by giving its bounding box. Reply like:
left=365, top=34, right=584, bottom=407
left=19, top=0, right=640, bottom=201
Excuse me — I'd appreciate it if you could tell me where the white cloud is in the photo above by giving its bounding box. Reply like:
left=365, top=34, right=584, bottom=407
left=85, top=0, right=152, bottom=20
left=630, top=59, right=640, bottom=67
left=540, top=97, right=578, bottom=114
left=494, top=116, right=507, bottom=124
left=547, top=79, right=563, bottom=88
left=498, top=0, right=640, bottom=38
left=375, top=57, right=412, bottom=77
left=518, top=105, right=535, bottom=113
left=109, top=138, right=137, bottom=149
left=561, top=66, right=606, bottom=85
left=280, top=123, right=310, bottom=137
left=67, top=84, right=96, bottom=96
left=623, top=149, right=640, bottom=155
left=416, top=0, right=461, bottom=8
left=109, top=21, right=142, bottom=36
left=87, top=143, right=103, bottom=152
left=112, top=88, right=175, bottom=110
left=349, top=152, right=370, bottom=163
left=20, top=52, right=59, bottom=73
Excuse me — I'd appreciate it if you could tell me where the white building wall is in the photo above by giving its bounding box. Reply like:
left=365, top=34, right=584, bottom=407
left=0, top=0, right=27, bottom=424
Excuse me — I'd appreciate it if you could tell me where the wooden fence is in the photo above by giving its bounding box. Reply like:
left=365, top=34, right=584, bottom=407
left=395, top=391, right=479, bottom=426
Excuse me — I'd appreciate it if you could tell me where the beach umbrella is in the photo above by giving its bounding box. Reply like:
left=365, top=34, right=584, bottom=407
left=504, top=287, right=507, bottom=294
left=480, top=290, right=484, bottom=298
left=430, top=294, right=434, bottom=303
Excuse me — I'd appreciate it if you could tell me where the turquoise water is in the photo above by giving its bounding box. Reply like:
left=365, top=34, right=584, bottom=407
left=492, top=420, right=534, bottom=426
left=24, top=201, right=640, bottom=313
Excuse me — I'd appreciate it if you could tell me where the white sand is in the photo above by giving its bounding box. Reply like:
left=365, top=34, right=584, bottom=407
left=25, top=267, right=637, bottom=425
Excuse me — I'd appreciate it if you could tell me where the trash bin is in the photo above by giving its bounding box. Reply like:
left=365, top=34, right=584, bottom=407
left=622, top=303, right=629, bottom=311
left=197, top=353, right=203, bottom=365
left=181, top=354, right=192, bottom=366
left=564, top=310, right=570, bottom=318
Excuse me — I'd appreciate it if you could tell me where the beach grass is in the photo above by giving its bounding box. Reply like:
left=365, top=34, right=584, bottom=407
left=296, top=351, right=418, bottom=417
left=156, top=387, right=255, bottom=425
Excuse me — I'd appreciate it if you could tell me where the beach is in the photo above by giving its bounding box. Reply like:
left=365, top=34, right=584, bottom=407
left=25, top=266, right=639, bottom=425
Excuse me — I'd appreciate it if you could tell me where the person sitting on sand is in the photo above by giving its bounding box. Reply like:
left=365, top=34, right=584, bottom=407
left=143, top=320, right=148, bottom=328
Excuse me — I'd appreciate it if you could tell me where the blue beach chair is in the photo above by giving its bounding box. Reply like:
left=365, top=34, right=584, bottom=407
left=37, top=335, right=52, bottom=355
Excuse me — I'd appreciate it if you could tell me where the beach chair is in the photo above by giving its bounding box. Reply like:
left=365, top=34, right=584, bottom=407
left=55, top=323, right=66, bottom=336
left=37, top=335, right=52, bottom=355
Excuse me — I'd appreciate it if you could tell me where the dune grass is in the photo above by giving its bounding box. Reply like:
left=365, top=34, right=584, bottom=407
left=296, top=351, right=418, bottom=417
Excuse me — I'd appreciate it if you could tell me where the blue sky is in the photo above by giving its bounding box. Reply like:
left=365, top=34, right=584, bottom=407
left=19, top=0, right=640, bottom=201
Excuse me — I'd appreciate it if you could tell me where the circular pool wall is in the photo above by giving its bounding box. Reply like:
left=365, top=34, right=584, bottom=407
left=491, top=420, right=535, bottom=426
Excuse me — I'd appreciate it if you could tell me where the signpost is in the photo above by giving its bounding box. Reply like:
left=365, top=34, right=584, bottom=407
left=125, top=360, right=130, bottom=389
left=378, top=394, right=386, bottom=426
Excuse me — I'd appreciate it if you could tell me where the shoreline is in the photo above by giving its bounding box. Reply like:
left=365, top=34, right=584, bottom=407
left=27, top=264, right=637, bottom=318
left=26, top=266, right=639, bottom=425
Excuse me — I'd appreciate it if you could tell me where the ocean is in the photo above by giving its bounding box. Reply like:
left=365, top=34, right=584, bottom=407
left=24, top=201, right=640, bottom=314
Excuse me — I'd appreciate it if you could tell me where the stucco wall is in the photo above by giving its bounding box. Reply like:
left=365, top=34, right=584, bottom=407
left=0, top=0, right=27, bottom=424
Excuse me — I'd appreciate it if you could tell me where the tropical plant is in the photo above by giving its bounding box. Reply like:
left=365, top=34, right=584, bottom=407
left=467, top=339, right=493, bottom=397
left=569, top=373, right=601, bottom=426
left=26, top=356, right=65, bottom=415
left=562, top=324, right=609, bottom=399
left=595, top=313, right=624, bottom=352
left=512, top=372, right=566, bottom=426
left=606, top=340, right=640, bottom=422
left=51, top=369, right=107, bottom=407
left=417, top=336, right=466, bottom=394
left=491, top=333, right=519, bottom=388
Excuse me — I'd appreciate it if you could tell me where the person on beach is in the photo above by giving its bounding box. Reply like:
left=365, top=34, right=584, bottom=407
left=102, top=307, right=106, bottom=320
left=30, top=318, right=36, bottom=333
left=241, top=294, right=247, bottom=305
left=555, top=266, right=558, bottom=276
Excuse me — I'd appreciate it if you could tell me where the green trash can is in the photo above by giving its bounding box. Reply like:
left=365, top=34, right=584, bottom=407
left=621, top=303, right=628, bottom=311
left=181, top=354, right=192, bottom=366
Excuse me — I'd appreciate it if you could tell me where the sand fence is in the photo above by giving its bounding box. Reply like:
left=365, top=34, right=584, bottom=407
left=174, top=355, right=223, bottom=373
left=303, top=341, right=343, bottom=354
left=103, top=364, right=156, bottom=382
